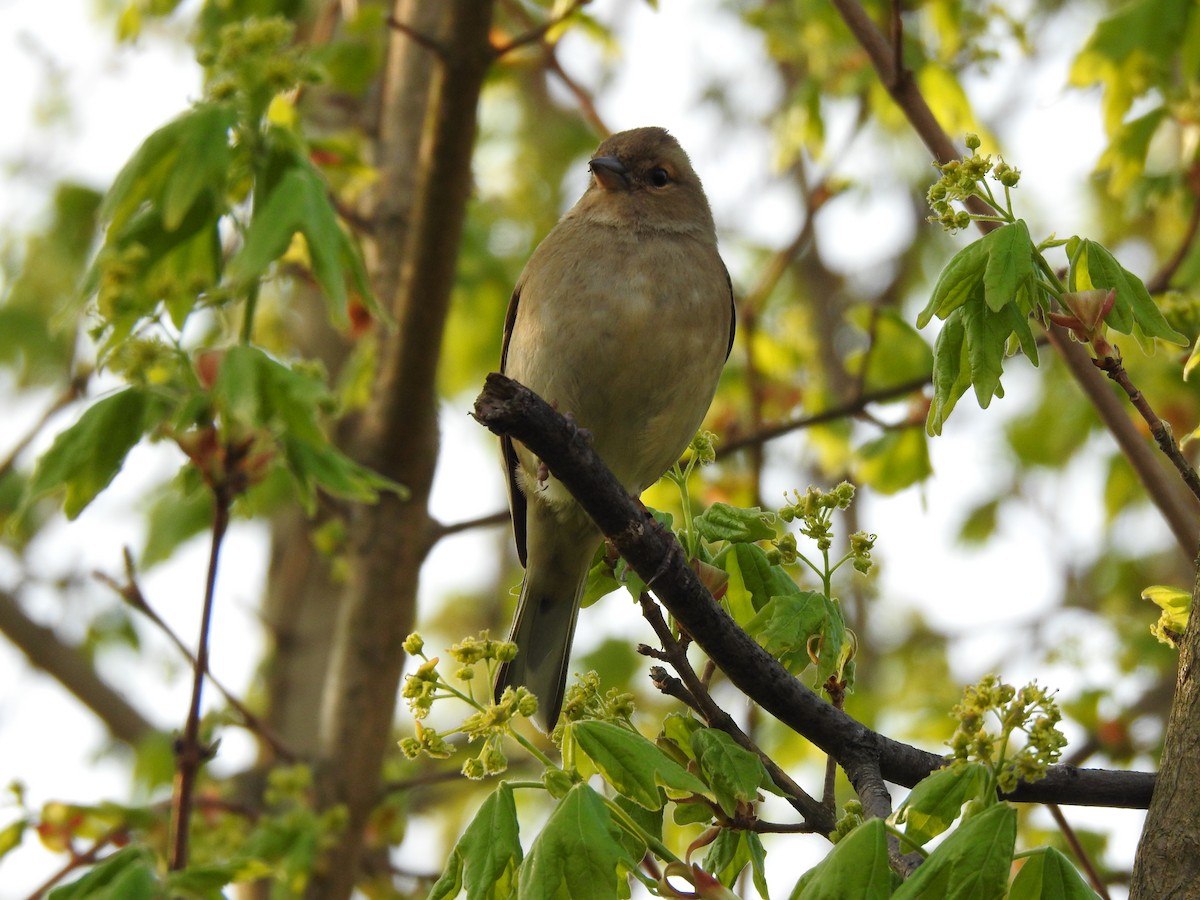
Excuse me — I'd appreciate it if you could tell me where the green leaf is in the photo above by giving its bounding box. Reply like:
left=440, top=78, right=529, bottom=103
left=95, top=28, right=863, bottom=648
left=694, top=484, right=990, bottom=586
left=572, top=720, right=709, bottom=810
left=1074, top=240, right=1186, bottom=345
left=960, top=293, right=1009, bottom=408
left=0, top=819, right=26, bottom=863
left=981, top=220, right=1034, bottom=313
left=517, top=784, right=640, bottom=900
left=211, top=346, right=405, bottom=511
left=790, top=818, right=891, bottom=900
left=926, top=309, right=973, bottom=436
left=1143, top=583, right=1191, bottom=647
left=846, top=307, right=934, bottom=393
left=918, top=239, right=988, bottom=328
left=891, top=802, right=1016, bottom=900
left=713, top=542, right=799, bottom=624
left=102, top=103, right=236, bottom=232
left=894, top=763, right=990, bottom=846
left=855, top=426, right=932, bottom=494
left=213, top=345, right=327, bottom=443
left=24, top=388, right=167, bottom=519
left=1008, top=847, right=1103, bottom=900
left=704, top=829, right=769, bottom=898
left=140, top=473, right=215, bottom=568
left=281, top=435, right=405, bottom=512
left=689, top=728, right=772, bottom=816
left=743, top=591, right=830, bottom=674
left=227, top=162, right=373, bottom=325
left=1097, top=107, right=1168, bottom=194
left=694, top=502, right=776, bottom=543
left=429, top=783, right=522, bottom=900
left=48, top=846, right=159, bottom=900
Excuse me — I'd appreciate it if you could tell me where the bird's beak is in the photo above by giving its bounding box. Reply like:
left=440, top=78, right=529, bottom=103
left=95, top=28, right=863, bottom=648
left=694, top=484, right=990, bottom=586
left=589, top=155, right=629, bottom=191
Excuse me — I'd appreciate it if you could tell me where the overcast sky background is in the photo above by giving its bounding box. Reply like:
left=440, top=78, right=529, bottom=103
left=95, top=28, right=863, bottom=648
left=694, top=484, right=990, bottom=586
left=0, top=0, right=1159, bottom=895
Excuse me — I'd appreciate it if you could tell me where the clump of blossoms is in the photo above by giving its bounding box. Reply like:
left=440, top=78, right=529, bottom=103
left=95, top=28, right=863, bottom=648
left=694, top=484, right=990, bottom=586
left=948, top=674, right=1068, bottom=793
left=927, top=133, right=1022, bottom=233
left=775, top=482, right=876, bottom=579
left=398, top=630, right=540, bottom=780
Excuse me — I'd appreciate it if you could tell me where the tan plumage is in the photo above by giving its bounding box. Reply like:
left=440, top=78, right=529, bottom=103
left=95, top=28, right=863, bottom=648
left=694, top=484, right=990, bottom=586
left=494, top=127, right=735, bottom=730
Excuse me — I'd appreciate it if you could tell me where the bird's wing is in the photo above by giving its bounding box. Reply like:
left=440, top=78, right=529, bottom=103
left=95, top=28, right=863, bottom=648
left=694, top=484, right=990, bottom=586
left=500, top=283, right=528, bottom=568
left=723, top=263, right=737, bottom=360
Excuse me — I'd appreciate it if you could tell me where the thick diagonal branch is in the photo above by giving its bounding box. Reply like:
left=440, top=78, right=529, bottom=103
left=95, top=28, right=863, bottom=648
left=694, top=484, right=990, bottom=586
left=473, top=373, right=1156, bottom=810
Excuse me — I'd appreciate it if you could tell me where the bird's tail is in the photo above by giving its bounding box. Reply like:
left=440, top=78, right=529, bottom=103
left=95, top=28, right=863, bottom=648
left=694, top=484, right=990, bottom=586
left=494, top=549, right=592, bottom=731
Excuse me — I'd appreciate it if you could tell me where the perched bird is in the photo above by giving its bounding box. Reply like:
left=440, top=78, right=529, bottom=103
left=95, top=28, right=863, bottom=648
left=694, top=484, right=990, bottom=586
left=493, top=126, right=735, bottom=730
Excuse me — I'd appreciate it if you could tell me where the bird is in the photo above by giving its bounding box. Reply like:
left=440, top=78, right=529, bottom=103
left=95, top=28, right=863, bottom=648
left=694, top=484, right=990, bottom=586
left=493, top=126, right=735, bottom=730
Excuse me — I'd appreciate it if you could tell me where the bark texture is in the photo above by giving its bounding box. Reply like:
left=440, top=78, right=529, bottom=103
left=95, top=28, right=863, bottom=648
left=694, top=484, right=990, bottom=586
left=307, top=3, right=495, bottom=896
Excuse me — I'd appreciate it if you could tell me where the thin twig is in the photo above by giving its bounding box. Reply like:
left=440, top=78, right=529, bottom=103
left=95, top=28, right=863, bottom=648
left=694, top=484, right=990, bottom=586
left=22, top=829, right=123, bottom=900
left=0, top=373, right=89, bottom=483
left=385, top=15, right=445, bottom=57
left=492, top=0, right=590, bottom=56
left=1146, top=186, right=1200, bottom=294
left=429, top=509, right=510, bottom=541
left=96, top=550, right=295, bottom=762
left=497, top=0, right=609, bottom=136
left=718, top=374, right=932, bottom=457
left=168, top=485, right=233, bottom=870
left=1047, top=803, right=1112, bottom=899
left=1094, top=354, right=1200, bottom=505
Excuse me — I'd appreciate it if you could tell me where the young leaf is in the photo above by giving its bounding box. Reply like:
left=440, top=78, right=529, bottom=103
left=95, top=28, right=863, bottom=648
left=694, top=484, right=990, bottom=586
left=428, top=783, right=522, bottom=900
left=690, top=728, right=773, bottom=816
left=517, top=784, right=640, bottom=900
left=981, top=220, right=1034, bottom=313
left=790, top=818, right=891, bottom=900
left=101, top=103, right=236, bottom=233
left=571, top=720, right=709, bottom=810
left=890, top=802, right=1016, bottom=900
left=227, top=162, right=373, bottom=325
left=926, top=309, right=973, bottom=436
left=694, top=502, right=776, bottom=543
left=0, top=819, right=26, bottom=864
left=960, top=294, right=1009, bottom=408
left=1008, top=847, right=1103, bottom=900
left=24, top=388, right=167, bottom=519
left=713, top=541, right=800, bottom=623
left=894, top=762, right=990, bottom=846
left=743, top=591, right=830, bottom=675
left=48, top=846, right=159, bottom=900
left=1075, top=240, right=1186, bottom=345
left=704, top=829, right=769, bottom=899
left=918, top=239, right=988, bottom=328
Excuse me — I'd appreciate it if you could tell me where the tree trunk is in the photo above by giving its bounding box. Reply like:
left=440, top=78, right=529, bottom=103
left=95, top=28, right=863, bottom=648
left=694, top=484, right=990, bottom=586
left=307, top=2, right=495, bottom=896
left=1129, top=551, right=1200, bottom=898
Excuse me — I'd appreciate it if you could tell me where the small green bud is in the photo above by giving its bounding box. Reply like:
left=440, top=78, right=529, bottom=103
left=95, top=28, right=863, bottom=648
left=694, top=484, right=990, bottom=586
left=542, top=767, right=576, bottom=799
left=965, top=133, right=981, bottom=150
left=403, top=633, right=425, bottom=656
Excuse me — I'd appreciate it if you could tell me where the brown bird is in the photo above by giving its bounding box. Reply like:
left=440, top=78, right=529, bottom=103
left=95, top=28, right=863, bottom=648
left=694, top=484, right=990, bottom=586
left=494, top=126, right=735, bottom=730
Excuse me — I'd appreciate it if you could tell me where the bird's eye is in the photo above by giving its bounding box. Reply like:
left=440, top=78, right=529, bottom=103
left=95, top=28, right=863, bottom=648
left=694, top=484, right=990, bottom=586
left=648, top=167, right=671, bottom=188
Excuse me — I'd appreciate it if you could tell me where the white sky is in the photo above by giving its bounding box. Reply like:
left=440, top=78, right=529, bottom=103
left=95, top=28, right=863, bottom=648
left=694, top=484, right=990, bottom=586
left=0, top=0, right=1159, bottom=896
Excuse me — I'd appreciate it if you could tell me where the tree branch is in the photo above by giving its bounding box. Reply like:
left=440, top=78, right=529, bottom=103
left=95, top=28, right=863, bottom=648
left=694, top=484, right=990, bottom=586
left=0, top=587, right=156, bottom=748
left=831, top=0, right=1200, bottom=556
left=637, top=594, right=833, bottom=832
left=473, top=374, right=1157, bottom=812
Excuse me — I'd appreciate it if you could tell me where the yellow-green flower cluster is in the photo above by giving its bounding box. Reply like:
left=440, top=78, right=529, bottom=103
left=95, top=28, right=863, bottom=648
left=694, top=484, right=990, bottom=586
left=948, top=675, right=1067, bottom=793
left=927, top=134, right=1021, bottom=232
